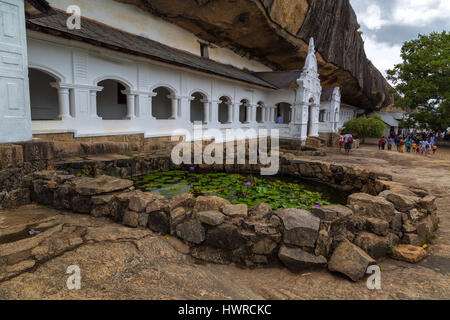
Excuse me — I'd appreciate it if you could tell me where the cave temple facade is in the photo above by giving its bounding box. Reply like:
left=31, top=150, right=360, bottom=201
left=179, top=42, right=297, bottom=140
left=0, top=0, right=349, bottom=144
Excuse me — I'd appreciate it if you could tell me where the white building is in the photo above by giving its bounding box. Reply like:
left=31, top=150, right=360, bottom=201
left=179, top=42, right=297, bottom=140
left=0, top=0, right=342, bottom=144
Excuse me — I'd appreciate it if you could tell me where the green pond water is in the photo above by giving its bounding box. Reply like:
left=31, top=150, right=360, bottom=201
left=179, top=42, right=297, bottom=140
left=132, top=170, right=346, bottom=211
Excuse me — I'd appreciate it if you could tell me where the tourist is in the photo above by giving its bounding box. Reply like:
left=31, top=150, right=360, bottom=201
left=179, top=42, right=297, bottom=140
left=276, top=114, right=283, bottom=124
left=433, top=145, right=438, bottom=155
left=339, top=135, right=344, bottom=152
left=399, top=137, right=406, bottom=153
left=421, top=140, right=429, bottom=156
left=378, top=137, right=383, bottom=150
left=412, top=141, right=417, bottom=153
left=344, top=132, right=353, bottom=155
left=388, top=137, right=393, bottom=151
left=406, top=138, right=411, bottom=153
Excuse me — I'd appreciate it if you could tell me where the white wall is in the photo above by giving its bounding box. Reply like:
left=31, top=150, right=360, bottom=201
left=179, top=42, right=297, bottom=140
left=339, top=105, right=359, bottom=129
left=0, top=0, right=32, bottom=143
left=47, top=0, right=272, bottom=73
left=28, top=32, right=299, bottom=139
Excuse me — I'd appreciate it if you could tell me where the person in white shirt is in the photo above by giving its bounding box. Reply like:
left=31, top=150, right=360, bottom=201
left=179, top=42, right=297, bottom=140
left=344, top=133, right=353, bottom=154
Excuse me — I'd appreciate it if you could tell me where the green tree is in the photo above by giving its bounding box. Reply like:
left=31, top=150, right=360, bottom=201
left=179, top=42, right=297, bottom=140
left=343, top=114, right=386, bottom=143
left=387, top=31, right=450, bottom=130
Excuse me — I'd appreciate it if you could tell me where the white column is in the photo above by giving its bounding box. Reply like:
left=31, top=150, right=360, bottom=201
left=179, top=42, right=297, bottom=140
left=211, top=100, right=219, bottom=124
left=56, top=87, right=71, bottom=119
left=202, top=100, right=210, bottom=124
left=179, top=96, right=191, bottom=122
left=234, top=103, right=241, bottom=123
left=89, top=90, right=100, bottom=119
left=227, top=103, right=233, bottom=123
left=251, top=105, right=257, bottom=123
left=135, top=93, right=153, bottom=119
left=245, top=104, right=251, bottom=124
left=125, top=94, right=136, bottom=119
left=170, top=96, right=178, bottom=120
left=270, top=107, right=275, bottom=122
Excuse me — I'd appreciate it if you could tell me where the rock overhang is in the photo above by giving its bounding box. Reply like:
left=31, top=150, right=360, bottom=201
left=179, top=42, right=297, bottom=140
left=114, top=0, right=394, bottom=110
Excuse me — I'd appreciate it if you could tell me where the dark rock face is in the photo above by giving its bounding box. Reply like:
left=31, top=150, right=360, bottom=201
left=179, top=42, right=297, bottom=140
left=176, top=220, right=206, bottom=244
left=115, top=0, right=393, bottom=110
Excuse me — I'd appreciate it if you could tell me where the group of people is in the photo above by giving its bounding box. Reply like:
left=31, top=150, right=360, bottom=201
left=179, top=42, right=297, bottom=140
left=378, top=131, right=440, bottom=156
left=338, top=133, right=354, bottom=155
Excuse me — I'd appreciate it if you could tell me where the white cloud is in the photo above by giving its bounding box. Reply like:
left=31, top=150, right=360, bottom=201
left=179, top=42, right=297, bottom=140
left=393, top=0, right=450, bottom=27
left=359, top=4, right=388, bottom=30
left=363, top=35, right=403, bottom=80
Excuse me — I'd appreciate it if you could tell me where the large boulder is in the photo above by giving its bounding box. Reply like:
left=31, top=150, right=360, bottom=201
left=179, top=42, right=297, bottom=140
left=169, top=207, right=187, bottom=234
left=122, top=211, right=139, bottom=228
left=222, top=204, right=248, bottom=218
left=193, top=196, right=230, bottom=213
left=147, top=211, right=169, bottom=234
left=278, top=246, right=327, bottom=272
left=354, top=232, right=390, bottom=260
left=176, top=220, right=206, bottom=244
left=197, top=210, right=225, bottom=226
left=391, top=245, right=427, bottom=263
left=311, top=205, right=352, bottom=221
left=382, top=192, right=418, bottom=212
left=275, top=208, right=320, bottom=248
left=249, top=203, right=272, bottom=219
left=416, top=196, right=437, bottom=213
left=206, top=224, right=245, bottom=250
left=169, top=193, right=195, bottom=211
left=366, top=217, right=389, bottom=236
left=348, top=193, right=396, bottom=223
left=252, top=238, right=278, bottom=255
left=129, top=191, right=164, bottom=213
left=328, top=240, right=376, bottom=281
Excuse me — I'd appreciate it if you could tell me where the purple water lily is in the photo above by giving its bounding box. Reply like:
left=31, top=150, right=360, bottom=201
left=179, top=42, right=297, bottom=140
left=189, top=166, right=195, bottom=172
left=313, top=204, right=321, bottom=208
left=245, top=182, right=252, bottom=187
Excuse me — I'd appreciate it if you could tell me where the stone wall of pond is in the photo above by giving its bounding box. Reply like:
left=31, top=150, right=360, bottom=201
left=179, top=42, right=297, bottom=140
left=1, top=138, right=369, bottom=209
left=25, top=171, right=439, bottom=282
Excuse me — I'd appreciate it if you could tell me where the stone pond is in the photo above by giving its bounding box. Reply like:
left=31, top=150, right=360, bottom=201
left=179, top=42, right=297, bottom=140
left=0, top=141, right=440, bottom=283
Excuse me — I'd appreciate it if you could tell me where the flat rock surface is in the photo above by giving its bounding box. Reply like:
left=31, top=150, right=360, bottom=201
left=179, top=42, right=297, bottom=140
left=72, top=175, right=133, bottom=196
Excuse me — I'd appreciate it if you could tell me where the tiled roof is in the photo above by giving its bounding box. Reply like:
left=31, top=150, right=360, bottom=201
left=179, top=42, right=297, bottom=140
left=254, top=71, right=302, bottom=89
left=26, top=10, right=277, bottom=89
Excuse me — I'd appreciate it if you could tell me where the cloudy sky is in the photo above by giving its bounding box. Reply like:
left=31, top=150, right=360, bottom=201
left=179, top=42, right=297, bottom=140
left=349, top=0, right=449, bottom=79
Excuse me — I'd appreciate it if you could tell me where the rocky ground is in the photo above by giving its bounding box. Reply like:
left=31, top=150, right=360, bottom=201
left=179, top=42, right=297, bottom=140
left=0, top=144, right=449, bottom=300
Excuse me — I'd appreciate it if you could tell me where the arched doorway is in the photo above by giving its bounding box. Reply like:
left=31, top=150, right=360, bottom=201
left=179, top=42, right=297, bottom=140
left=190, top=92, right=206, bottom=123
left=29, top=68, right=59, bottom=120
left=275, top=103, right=291, bottom=124
left=152, top=87, right=173, bottom=119
left=256, top=101, right=264, bottom=123
left=218, top=96, right=231, bottom=124
left=307, top=98, right=315, bottom=136
left=239, top=99, right=249, bottom=123
left=97, top=79, right=129, bottom=119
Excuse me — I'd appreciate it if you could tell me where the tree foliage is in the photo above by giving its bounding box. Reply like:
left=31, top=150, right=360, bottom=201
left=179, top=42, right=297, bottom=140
left=387, top=31, right=450, bottom=130
left=343, top=114, right=386, bottom=143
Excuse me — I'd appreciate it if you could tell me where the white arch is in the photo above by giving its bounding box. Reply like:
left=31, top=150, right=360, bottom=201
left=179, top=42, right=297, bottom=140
left=189, top=88, right=210, bottom=101
left=238, top=97, right=251, bottom=104
left=150, top=83, right=177, bottom=96
left=217, top=94, right=233, bottom=104
left=94, top=75, right=133, bottom=89
left=28, top=64, right=64, bottom=82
